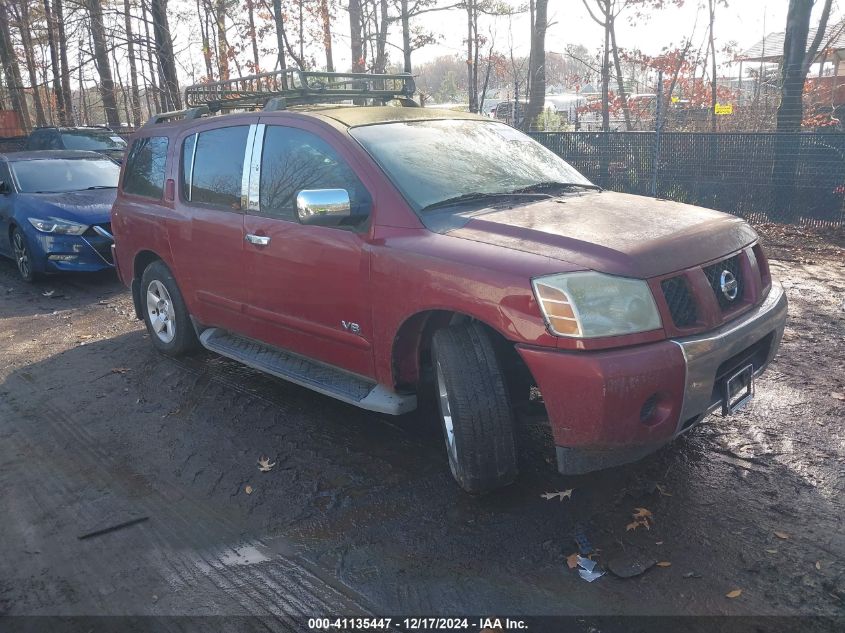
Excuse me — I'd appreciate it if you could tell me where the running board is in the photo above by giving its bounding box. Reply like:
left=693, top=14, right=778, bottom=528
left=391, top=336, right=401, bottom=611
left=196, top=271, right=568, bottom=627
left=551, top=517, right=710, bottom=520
left=199, top=328, right=416, bottom=415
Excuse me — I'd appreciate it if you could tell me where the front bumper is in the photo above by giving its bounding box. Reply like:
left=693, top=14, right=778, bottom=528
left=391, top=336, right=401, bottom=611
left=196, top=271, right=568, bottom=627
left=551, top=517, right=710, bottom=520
left=517, top=281, right=788, bottom=474
left=28, top=229, right=115, bottom=273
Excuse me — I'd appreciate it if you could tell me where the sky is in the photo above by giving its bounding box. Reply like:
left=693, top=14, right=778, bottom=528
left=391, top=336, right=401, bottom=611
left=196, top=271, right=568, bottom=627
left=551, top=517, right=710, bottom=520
left=324, top=1, right=836, bottom=71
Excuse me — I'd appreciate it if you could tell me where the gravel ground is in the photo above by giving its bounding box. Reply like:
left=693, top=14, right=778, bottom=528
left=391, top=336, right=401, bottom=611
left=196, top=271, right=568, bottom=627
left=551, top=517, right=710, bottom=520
left=0, top=224, right=843, bottom=631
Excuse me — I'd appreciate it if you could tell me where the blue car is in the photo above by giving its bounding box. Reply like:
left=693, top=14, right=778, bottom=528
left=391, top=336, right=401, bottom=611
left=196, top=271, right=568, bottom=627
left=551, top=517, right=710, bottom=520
left=0, top=150, right=120, bottom=282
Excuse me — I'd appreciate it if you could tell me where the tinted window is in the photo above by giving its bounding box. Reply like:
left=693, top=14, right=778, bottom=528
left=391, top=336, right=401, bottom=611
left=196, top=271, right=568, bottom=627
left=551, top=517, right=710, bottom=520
left=186, top=126, right=249, bottom=210
left=26, top=131, right=50, bottom=150
left=11, top=158, right=119, bottom=193
left=259, top=126, right=370, bottom=223
left=123, top=136, right=169, bottom=198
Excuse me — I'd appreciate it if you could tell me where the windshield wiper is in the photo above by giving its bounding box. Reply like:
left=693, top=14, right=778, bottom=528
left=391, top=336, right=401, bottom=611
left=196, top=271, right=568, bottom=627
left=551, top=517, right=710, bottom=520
left=511, top=181, right=602, bottom=194
left=420, top=191, right=550, bottom=213
left=84, top=185, right=117, bottom=190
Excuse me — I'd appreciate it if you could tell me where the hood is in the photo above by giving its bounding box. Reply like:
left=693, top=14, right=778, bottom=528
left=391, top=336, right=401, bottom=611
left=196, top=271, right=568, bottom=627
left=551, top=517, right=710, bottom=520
left=437, top=191, right=757, bottom=279
left=17, top=189, right=116, bottom=226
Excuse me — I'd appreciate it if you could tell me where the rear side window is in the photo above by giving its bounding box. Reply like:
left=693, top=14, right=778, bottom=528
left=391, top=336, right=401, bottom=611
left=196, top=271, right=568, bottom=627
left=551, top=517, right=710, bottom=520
left=123, top=136, right=169, bottom=199
left=258, top=126, right=370, bottom=222
left=182, top=125, right=249, bottom=210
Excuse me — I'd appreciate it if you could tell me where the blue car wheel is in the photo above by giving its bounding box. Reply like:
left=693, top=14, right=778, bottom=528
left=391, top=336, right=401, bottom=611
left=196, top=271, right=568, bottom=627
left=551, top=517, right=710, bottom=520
left=11, top=227, right=38, bottom=283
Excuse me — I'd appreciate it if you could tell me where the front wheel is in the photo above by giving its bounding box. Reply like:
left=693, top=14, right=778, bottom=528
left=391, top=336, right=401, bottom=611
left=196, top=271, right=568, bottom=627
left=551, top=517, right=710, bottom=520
left=431, top=322, right=518, bottom=494
left=11, top=227, right=38, bottom=283
left=140, top=260, right=198, bottom=356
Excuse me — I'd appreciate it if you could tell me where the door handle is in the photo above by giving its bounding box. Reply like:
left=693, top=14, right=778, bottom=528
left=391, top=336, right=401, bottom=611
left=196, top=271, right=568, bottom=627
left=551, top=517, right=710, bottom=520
left=245, top=233, right=270, bottom=246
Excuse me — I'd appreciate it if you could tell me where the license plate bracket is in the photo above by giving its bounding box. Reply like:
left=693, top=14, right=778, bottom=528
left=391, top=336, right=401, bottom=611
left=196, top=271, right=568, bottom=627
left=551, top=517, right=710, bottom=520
left=721, top=363, right=754, bottom=416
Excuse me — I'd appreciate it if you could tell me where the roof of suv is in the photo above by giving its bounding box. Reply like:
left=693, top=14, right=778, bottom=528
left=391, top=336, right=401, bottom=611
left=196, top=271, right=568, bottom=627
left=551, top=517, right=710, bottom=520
left=309, top=106, right=484, bottom=127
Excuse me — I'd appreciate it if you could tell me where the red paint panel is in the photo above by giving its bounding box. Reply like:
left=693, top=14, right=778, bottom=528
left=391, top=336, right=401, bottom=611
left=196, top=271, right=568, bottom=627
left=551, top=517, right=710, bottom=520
left=517, top=341, right=687, bottom=449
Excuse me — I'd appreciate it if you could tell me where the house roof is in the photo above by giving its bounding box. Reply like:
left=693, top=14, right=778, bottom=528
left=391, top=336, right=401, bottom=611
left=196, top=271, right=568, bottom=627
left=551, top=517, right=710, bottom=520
left=737, top=17, right=845, bottom=63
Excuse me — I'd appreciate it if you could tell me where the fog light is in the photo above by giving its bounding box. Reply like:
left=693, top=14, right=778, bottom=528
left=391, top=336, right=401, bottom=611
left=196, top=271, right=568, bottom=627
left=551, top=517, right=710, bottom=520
left=640, top=394, right=658, bottom=422
left=48, top=254, right=78, bottom=261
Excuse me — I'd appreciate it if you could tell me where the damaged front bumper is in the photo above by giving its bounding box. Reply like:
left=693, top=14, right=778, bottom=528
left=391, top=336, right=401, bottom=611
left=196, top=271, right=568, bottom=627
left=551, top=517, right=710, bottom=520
left=517, top=281, right=788, bottom=475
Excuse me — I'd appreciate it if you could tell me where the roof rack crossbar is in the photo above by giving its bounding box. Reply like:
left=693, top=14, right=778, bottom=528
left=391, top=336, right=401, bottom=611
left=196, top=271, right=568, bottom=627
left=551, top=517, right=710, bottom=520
left=183, top=69, right=417, bottom=112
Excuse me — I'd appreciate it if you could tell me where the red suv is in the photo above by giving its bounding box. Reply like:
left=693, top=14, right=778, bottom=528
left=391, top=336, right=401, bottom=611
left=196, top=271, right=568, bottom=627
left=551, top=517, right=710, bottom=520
left=112, top=72, right=787, bottom=493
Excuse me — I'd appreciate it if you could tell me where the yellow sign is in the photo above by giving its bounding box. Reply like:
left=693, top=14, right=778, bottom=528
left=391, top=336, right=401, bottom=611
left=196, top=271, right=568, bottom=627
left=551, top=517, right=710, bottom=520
left=715, top=103, right=733, bottom=115
left=671, top=96, right=680, bottom=103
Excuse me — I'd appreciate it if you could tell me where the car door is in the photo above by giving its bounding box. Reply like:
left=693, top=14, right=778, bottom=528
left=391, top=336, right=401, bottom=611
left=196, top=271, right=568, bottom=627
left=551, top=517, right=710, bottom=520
left=241, top=122, right=375, bottom=378
left=0, top=160, right=14, bottom=257
left=169, top=121, right=254, bottom=334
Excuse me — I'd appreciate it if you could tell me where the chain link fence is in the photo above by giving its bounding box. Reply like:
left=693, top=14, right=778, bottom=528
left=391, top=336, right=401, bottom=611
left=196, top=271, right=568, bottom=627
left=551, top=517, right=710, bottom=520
left=530, top=130, right=845, bottom=227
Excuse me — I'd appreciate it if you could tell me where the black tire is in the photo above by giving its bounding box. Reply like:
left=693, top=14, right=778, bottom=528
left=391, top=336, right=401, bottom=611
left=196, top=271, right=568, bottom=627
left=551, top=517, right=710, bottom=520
left=11, top=227, right=39, bottom=283
left=431, top=322, right=518, bottom=493
left=140, top=260, right=199, bottom=356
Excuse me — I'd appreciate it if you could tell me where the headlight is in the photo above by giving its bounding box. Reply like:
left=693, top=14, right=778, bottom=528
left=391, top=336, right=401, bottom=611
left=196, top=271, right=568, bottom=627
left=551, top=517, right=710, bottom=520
left=532, top=271, right=662, bottom=338
left=27, top=217, right=89, bottom=235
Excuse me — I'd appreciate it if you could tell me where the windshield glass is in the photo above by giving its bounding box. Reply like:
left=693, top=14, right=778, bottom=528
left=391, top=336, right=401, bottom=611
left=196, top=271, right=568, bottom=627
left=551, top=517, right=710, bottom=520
left=350, top=119, right=593, bottom=212
left=60, top=131, right=127, bottom=151
left=11, top=158, right=120, bottom=193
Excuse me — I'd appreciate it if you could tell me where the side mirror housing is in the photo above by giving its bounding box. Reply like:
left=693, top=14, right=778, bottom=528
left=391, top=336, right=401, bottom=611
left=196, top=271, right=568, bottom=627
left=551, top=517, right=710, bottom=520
left=296, top=189, right=352, bottom=226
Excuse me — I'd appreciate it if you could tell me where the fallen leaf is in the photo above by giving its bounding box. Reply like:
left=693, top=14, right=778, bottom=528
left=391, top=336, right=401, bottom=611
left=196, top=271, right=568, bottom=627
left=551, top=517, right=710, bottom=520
left=42, top=290, right=55, bottom=297
left=655, top=484, right=672, bottom=497
left=257, top=456, right=277, bottom=472
left=656, top=561, right=672, bottom=567
left=831, top=392, right=845, bottom=401
left=111, top=367, right=131, bottom=374
left=815, top=561, right=822, bottom=570
left=566, top=552, right=580, bottom=569
left=632, top=507, right=653, bottom=518
left=541, top=489, right=573, bottom=501
left=726, top=589, right=742, bottom=599
left=79, top=334, right=94, bottom=339
left=244, top=485, right=253, bottom=495
left=765, top=549, right=778, bottom=554
left=626, top=517, right=650, bottom=532
left=655, top=541, right=664, bottom=545
left=774, top=531, right=790, bottom=540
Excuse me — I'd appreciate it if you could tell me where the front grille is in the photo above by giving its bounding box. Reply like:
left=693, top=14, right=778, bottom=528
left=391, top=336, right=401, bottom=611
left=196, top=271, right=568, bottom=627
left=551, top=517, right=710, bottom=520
left=661, top=276, right=697, bottom=327
left=703, top=255, right=744, bottom=310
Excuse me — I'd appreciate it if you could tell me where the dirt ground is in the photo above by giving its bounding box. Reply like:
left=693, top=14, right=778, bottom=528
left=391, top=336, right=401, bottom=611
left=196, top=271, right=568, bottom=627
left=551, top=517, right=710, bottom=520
left=0, top=224, right=843, bottom=632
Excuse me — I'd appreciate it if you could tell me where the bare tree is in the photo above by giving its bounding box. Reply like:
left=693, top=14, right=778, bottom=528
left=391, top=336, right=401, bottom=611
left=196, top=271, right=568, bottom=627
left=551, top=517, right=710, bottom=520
left=123, top=0, right=143, bottom=126
left=86, top=0, right=121, bottom=126
left=524, top=0, right=548, bottom=130
left=349, top=0, right=365, bottom=71
left=150, top=0, right=181, bottom=109
left=0, top=0, right=29, bottom=128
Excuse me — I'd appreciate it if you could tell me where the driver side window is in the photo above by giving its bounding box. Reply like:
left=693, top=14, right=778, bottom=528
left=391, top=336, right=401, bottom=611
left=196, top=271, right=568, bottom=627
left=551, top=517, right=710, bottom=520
left=258, top=126, right=370, bottom=226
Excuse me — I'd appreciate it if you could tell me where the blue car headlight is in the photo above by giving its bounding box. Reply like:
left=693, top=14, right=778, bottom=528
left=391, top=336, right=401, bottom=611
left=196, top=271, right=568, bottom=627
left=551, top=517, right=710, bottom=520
left=28, top=217, right=89, bottom=236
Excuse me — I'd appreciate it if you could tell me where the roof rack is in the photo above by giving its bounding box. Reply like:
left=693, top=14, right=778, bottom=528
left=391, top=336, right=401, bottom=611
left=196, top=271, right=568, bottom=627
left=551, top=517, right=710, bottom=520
left=142, top=70, right=417, bottom=127
left=184, top=69, right=417, bottom=112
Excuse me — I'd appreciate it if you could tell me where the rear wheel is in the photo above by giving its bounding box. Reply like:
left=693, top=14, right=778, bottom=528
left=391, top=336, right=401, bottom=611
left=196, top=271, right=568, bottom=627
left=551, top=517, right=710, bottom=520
left=11, top=227, right=37, bottom=283
left=140, top=261, right=198, bottom=356
left=431, top=322, right=518, bottom=494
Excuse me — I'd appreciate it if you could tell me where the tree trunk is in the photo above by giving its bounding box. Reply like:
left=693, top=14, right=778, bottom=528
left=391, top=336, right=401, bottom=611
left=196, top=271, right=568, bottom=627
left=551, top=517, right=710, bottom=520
left=601, top=7, right=610, bottom=132
left=140, top=0, right=162, bottom=113
left=609, top=15, right=632, bottom=131
left=708, top=0, right=717, bottom=132
left=54, top=0, right=75, bottom=125
left=374, top=0, right=389, bottom=73
left=215, top=0, right=229, bottom=80
left=123, top=0, right=143, bottom=127
left=43, top=0, right=69, bottom=125
left=247, top=0, right=261, bottom=74
left=466, top=0, right=477, bottom=113
left=400, top=0, right=411, bottom=72
left=150, top=0, right=182, bottom=109
left=87, top=0, right=121, bottom=127
left=16, top=1, right=48, bottom=126
left=524, top=0, right=547, bottom=131
left=349, top=0, right=364, bottom=72
left=0, top=0, right=30, bottom=129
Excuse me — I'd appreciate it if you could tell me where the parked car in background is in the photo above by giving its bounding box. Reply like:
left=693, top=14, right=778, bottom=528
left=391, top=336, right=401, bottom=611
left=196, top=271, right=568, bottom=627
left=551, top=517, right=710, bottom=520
left=0, top=151, right=119, bottom=282
left=112, top=71, right=786, bottom=494
left=25, top=126, right=128, bottom=163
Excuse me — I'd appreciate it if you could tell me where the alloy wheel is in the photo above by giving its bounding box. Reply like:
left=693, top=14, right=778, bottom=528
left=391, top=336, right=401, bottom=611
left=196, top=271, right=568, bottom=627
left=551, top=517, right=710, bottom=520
left=146, top=280, right=177, bottom=344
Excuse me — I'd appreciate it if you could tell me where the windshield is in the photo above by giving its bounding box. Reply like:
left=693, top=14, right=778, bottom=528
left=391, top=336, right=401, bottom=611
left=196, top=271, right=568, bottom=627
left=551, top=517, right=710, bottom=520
left=350, top=119, right=593, bottom=212
left=60, top=131, right=127, bottom=151
left=11, top=158, right=120, bottom=193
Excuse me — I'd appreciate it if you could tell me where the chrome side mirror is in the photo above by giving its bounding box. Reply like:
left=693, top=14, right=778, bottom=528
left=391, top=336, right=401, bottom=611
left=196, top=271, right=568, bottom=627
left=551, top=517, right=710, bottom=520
left=296, top=189, right=351, bottom=226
